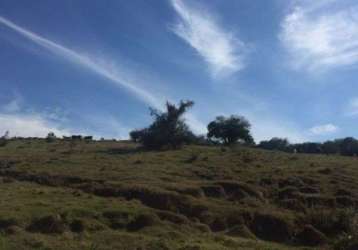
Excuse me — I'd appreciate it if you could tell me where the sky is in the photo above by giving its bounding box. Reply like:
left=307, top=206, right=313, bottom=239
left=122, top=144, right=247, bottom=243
left=1, top=0, right=358, bottom=143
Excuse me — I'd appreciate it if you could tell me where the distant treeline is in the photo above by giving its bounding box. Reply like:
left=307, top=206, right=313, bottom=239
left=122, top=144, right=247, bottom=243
left=257, top=137, right=358, bottom=156
left=2, top=99, right=358, bottom=156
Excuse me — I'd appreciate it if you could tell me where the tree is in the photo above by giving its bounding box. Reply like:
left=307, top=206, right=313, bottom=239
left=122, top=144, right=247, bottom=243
left=0, top=131, right=8, bottom=147
left=46, top=132, right=56, bottom=143
left=258, top=138, right=290, bottom=152
left=207, top=115, right=254, bottom=145
left=339, top=137, right=358, bottom=156
left=294, top=142, right=322, bottom=154
left=322, top=140, right=340, bottom=155
left=130, top=100, right=195, bottom=149
left=129, top=129, right=145, bottom=143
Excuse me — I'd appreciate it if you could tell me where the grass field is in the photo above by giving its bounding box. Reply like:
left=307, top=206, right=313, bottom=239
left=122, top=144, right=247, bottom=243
left=0, top=139, right=357, bottom=249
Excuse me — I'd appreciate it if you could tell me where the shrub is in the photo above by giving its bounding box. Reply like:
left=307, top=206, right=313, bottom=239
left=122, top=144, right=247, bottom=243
left=129, top=100, right=195, bottom=149
left=46, top=132, right=56, bottom=143
left=0, top=138, right=7, bottom=147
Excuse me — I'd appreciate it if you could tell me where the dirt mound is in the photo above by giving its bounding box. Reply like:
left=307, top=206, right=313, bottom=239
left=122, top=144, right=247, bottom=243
left=27, top=215, right=66, bottom=234
left=226, top=224, right=256, bottom=239
left=156, top=211, right=189, bottom=225
left=279, top=199, right=306, bottom=211
left=0, top=217, right=18, bottom=231
left=127, top=213, right=159, bottom=231
left=209, top=217, right=227, bottom=232
left=336, top=196, right=356, bottom=207
left=299, top=186, right=320, bottom=194
left=201, top=185, right=226, bottom=198
left=70, top=219, right=85, bottom=233
left=172, top=186, right=204, bottom=198
left=215, top=181, right=264, bottom=201
left=296, top=224, right=327, bottom=246
left=302, top=194, right=336, bottom=207
left=278, top=177, right=304, bottom=189
left=102, top=210, right=130, bottom=229
left=278, top=187, right=300, bottom=200
left=336, top=188, right=352, bottom=196
left=249, top=212, right=294, bottom=242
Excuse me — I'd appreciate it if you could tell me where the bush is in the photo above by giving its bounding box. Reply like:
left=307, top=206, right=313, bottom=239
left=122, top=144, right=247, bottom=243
left=0, top=138, right=7, bottom=147
left=129, top=100, right=195, bottom=149
left=46, top=132, right=56, bottom=143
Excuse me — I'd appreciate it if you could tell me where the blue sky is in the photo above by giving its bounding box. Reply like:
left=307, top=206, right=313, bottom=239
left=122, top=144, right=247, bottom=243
left=0, top=0, right=358, bottom=143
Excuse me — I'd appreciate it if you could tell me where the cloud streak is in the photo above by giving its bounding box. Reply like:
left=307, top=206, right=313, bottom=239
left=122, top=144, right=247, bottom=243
left=0, top=15, right=208, bottom=135
left=0, top=15, right=163, bottom=109
left=280, top=0, right=358, bottom=71
left=170, top=0, right=246, bottom=77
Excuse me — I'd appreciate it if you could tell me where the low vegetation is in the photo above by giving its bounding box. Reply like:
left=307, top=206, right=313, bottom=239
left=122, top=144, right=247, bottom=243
left=0, top=101, right=358, bottom=249
left=0, top=138, right=357, bottom=249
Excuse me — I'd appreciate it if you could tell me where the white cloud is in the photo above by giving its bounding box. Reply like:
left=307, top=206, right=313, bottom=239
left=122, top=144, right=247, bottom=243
left=309, top=123, right=338, bottom=135
left=280, top=0, right=358, bottom=71
left=250, top=117, right=308, bottom=143
left=0, top=113, right=70, bottom=138
left=170, top=0, right=246, bottom=77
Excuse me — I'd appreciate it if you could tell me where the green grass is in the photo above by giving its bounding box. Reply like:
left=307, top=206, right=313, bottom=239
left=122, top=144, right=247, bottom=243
left=0, top=139, right=357, bottom=249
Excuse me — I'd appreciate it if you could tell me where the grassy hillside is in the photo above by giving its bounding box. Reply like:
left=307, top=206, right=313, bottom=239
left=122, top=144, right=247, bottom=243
left=0, top=139, right=357, bottom=250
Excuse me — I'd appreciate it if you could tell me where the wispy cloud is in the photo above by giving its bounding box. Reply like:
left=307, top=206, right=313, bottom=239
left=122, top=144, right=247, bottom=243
left=309, top=123, right=338, bottom=135
left=170, top=0, right=246, bottom=77
left=280, top=0, right=358, bottom=71
left=0, top=15, right=207, bottom=135
left=0, top=15, right=163, bottom=110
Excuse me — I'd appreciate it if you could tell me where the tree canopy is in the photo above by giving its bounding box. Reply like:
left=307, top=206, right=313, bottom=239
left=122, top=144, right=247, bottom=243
left=207, top=115, right=254, bottom=145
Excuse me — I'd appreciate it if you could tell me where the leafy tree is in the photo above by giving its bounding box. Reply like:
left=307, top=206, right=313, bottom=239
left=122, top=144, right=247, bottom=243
left=46, top=132, right=56, bottom=143
left=130, top=100, right=195, bottom=149
left=0, top=131, right=9, bottom=147
left=207, top=115, right=254, bottom=145
left=339, top=137, right=358, bottom=156
left=322, top=140, right=340, bottom=155
left=294, top=142, right=322, bottom=154
left=258, top=137, right=290, bottom=152
left=129, top=129, right=145, bottom=143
